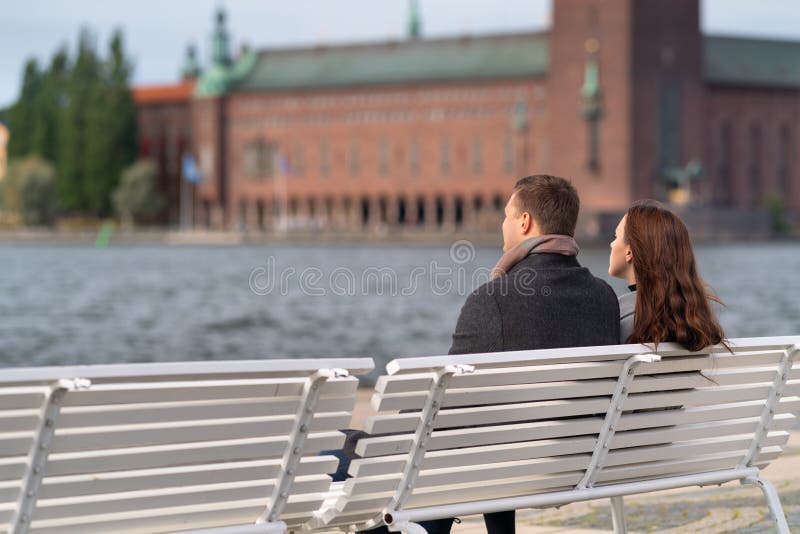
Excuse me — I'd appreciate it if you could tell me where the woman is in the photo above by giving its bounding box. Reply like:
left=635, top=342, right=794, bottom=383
left=609, top=199, right=726, bottom=349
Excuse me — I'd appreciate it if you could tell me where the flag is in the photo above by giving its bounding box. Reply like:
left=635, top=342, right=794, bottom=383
left=182, top=154, right=202, bottom=184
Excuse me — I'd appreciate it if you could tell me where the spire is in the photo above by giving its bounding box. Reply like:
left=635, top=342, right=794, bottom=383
left=408, top=0, right=422, bottom=40
left=181, top=44, right=201, bottom=80
left=211, top=7, right=231, bottom=67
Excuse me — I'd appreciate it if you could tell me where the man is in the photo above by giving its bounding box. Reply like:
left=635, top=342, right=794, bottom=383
left=428, top=175, right=620, bottom=534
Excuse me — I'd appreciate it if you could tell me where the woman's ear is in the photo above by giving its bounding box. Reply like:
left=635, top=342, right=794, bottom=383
left=625, top=246, right=633, bottom=264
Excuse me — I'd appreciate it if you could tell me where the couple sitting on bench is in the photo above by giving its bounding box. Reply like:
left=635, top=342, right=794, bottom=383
left=329, top=174, right=727, bottom=534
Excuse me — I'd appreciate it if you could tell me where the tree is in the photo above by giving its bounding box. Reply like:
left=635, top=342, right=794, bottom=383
left=113, top=159, right=163, bottom=226
left=2, top=156, right=58, bottom=226
left=7, top=27, right=138, bottom=218
left=7, top=59, right=41, bottom=158
left=31, top=47, right=69, bottom=163
left=58, top=28, right=100, bottom=213
left=84, top=30, right=138, bottom=216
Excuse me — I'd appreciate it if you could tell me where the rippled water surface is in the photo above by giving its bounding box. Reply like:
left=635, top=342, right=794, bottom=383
left=1, top=242, right=798, bottom=377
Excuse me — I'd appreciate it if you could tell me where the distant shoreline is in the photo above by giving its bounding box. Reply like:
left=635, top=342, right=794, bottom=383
left=0, top=228, right=795, bottom=247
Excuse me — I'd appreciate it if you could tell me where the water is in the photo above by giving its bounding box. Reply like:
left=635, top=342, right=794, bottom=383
left=0, top=242, right=798, bottom=379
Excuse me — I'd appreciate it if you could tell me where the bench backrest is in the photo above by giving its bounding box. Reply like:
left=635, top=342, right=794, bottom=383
left=322, top=337, right=799, bottom=531
left=0, top=358, right=373, bottom=534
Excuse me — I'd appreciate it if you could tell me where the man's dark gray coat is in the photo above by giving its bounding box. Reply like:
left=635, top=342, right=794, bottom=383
left=449, top=253, right=620, bottom=355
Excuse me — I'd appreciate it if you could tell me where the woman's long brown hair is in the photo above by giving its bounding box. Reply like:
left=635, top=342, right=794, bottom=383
left=625, top=200, right=727, bottom=352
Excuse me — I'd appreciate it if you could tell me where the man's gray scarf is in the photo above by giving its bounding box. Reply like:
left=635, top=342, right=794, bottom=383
left=491, top=235, right=580, bottom=279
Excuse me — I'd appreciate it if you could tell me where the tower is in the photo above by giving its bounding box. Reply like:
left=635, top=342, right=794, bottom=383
left=546, top=0, right=704, bottom=211
left=408, top=0, right=422, bottom=40
left=211, top=8, right=231, bottom=67
left=181, top=44, right=201, bottom=80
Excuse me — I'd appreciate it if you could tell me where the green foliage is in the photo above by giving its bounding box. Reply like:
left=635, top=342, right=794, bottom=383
left=3, top=156, right=58, bottom=226
left=113, top=159, right=164, bottom=226
left=7, top=59, right=41, bottom=159
left=765, top=191, right=790, bottom=236
left=7, top=27, right=137, bottom=218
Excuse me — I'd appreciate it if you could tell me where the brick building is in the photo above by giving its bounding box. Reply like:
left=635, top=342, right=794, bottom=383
left=134, top=1, right=800, bottom=235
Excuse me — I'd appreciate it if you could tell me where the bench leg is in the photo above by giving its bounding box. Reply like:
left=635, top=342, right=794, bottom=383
left=387, top=521, right=427, bottom=534
left=743, top=476, right=790, bottom=533
left=609, top=496, right=627, bottom=534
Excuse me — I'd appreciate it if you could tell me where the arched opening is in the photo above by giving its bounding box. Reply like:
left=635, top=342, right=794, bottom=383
left=454, top=196, right=464, bottom=227
left=435, top=196, right=445, bottom=227
left=493, top=193, right=504, bottom=213
left=238, top=198, right=248, bottom=230
left=256, top=200, right=265, bottom=230
left=202, top=200, right=211, bottom=228
left=416, top=196, right=426, bottom=226
left=473, top=195, right=484, bottom=214
left=307, top=197, right=317, bottom=219
left=342, top=196, right=352, bottom=226
left=360, top=196, right=370, bottom=227
left=378, top=196, right=389, bottom=224
left=324, top=196, right=334, bottom=219
left=397, top=196, right=407, bottom=225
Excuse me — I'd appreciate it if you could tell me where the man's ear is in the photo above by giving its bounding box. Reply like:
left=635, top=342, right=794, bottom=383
left=520, top=211, right=532, bottom=234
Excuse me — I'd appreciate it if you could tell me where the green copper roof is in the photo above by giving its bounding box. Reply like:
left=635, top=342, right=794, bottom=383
left=195, top=48, right=257, bottom=97
left=704, top=35, right=800, bottom=89
left=232, top=32, right=549, bottom=92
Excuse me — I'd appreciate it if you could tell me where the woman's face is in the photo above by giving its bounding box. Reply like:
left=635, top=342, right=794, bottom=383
left=609, top=215, right=634, bottom=283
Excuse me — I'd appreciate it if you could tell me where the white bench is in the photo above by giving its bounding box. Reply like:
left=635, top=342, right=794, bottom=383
left=0, top=358, right=373, bottom=534
left=314, top=336, right=799, bottom=534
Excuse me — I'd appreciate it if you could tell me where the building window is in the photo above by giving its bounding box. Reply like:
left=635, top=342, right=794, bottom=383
left=320, top=139, right=330, bottom=177
left=293, top=142, right=304, bottom=177
left=349, top=141, right=360, bottom=177
left=472, top=135, right=482, bottom=176
left=748, top=123, right=761, bottom=206
left=716, top=121, right=732, bottom=206
left=378, top=139, right=389, bottom=177
left=503, top=133, right=514, bottom=174
left=409, top=138, right=420, bottom=177
left=778, top=124, right=791, bottom=197
left=244, top=138, right=275, bottom=180
left=440, top=136, right=450, bottom=176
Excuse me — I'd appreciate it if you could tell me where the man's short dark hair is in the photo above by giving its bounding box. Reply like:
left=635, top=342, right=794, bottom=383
left=512, top=174, right=580, bottom=237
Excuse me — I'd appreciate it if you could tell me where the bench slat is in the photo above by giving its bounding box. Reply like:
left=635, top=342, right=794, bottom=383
left=345, top=455, right=591, bottom=496
left=0, top=409, right=40, bottom=433
left=384, top=339, right=799, bottom=375
left=28, top=491, right=331, bottom=533
left=32, top=476, right=331, bottom=521
left=373, top=373, right=717, bottom=412
left=612, top=414, right=795, bottom=449
left=605, top=431, right=789, bottom=466
left=0, top=457, right=26, bottom=481
left=596, top=447, right=783, bottom=484
left=366, top=398, right=610, bottom=434
left=45, top=432, right=345, bottom=476
left=615, top=397, right=800, bottom=431
left=61, top=377, right=357, bottom=407
left=38, top=456, right=339, bottom=499
left=624, top=383, right=773, bottom=411
left=0, top=434, right=33, bottom=457
left=59, top=394, right=355, bottom=426
left=376, top=351, right=787, bottom=394
left=356, top=418, right=603, bottom=457
left=349, top=436, right=598, bottom=477
left=50, top=412, right=352, bottom=453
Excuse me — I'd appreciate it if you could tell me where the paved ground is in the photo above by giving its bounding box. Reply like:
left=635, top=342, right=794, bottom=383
left=350, top=390, right=800, bottom=533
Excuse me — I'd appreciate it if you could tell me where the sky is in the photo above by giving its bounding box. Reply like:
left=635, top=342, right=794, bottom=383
left=2, top=0, right=800, bottom=109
